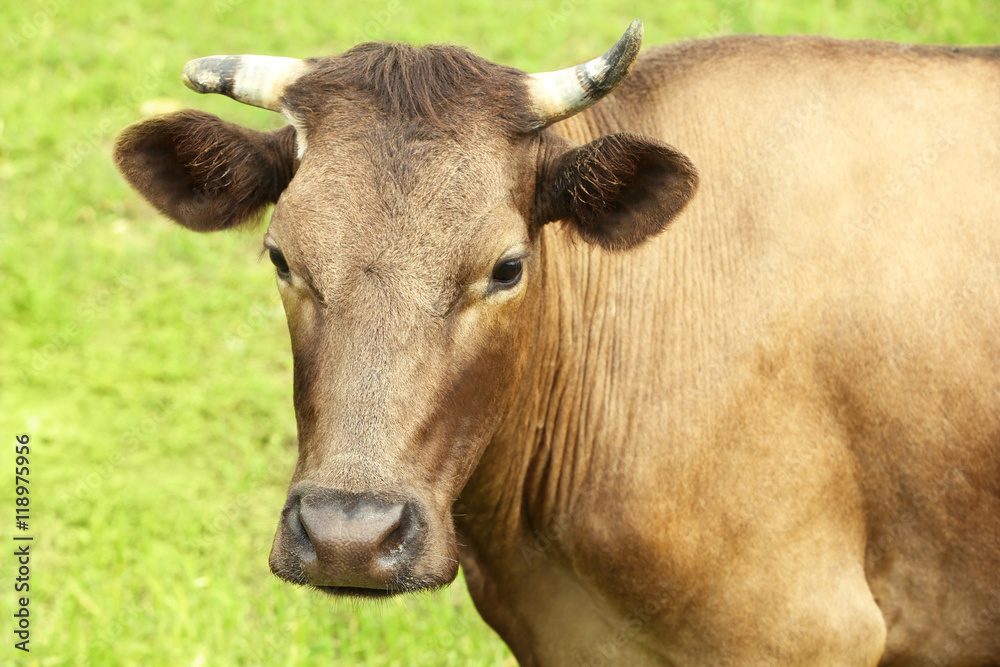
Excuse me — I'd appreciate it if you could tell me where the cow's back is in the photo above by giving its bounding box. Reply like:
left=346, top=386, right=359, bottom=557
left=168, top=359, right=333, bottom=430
left=532, top=35, right=1000, bottom=664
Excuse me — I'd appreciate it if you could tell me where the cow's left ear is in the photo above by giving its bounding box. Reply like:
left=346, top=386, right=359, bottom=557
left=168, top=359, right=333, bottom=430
left=538, top=132, right=698, bottom=251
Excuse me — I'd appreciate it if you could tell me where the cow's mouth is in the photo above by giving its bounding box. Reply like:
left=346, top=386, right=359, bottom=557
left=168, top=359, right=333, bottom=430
left=313, top=575, right=450, bottom=598
left=315, top=585, right=403, bottom=599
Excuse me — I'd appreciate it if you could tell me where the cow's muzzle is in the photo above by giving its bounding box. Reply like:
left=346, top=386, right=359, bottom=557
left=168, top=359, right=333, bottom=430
left=269, top=485, right=438, bottom=597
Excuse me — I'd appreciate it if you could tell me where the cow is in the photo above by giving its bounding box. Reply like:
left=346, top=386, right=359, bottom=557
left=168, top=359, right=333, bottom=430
left=113, top=20, right=1000, bottom=666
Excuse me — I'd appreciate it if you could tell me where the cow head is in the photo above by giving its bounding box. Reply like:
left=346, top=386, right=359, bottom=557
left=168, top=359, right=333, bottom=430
left=113, top=20, right=697, bottom=598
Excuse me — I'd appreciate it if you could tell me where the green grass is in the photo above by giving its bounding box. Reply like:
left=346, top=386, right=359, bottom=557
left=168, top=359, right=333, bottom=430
left=0, top=0, right=994, bottom=664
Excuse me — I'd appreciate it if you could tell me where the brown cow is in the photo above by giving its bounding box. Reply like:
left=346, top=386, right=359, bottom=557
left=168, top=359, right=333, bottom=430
left=114, top=21, right=1000, bottom=666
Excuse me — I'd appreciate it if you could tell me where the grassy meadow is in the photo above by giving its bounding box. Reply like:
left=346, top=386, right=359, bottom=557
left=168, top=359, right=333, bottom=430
left=1, top=0, right=996, bottom=664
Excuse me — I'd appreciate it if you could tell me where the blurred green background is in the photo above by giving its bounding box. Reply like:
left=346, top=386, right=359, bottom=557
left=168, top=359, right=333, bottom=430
left=0, top=0, right=996, bottom=664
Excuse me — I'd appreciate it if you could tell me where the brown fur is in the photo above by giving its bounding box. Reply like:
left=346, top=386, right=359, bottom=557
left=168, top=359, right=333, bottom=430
left=286, top=43, right=533, bottom=134
left=541, top=132, right=699, bottom=250
left=113, top=34, right=1000, bottom=666
left=113, top=110, right=298, bottom=231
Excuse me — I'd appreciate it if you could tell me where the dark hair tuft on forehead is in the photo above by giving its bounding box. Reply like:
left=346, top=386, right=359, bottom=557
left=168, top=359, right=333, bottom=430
left=285, top=42, right=533, bottom=133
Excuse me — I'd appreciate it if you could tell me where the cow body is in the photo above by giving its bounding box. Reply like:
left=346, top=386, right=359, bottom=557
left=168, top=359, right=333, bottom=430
left=455, top=36, right=1000, bottom=666
left=114, top=31, right=1000, bottom=666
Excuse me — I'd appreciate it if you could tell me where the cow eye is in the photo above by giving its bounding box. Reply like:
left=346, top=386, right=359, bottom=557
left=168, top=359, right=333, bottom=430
left=491, top=258, right=523, bottom=288
left=269, top=248, right=291, bottom=279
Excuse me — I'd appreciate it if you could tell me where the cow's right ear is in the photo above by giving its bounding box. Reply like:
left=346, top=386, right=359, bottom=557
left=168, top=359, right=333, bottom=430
left=113, top=109, right=298, bottom=232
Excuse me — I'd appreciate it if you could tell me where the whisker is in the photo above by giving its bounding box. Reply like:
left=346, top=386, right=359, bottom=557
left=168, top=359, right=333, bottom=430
left=429, top=555, right=459, bottom=563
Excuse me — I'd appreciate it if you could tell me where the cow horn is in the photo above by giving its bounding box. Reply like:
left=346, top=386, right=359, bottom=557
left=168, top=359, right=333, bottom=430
left=181, top=55, right=309, bottom=112
left=526, top=19, right=643, bottom=127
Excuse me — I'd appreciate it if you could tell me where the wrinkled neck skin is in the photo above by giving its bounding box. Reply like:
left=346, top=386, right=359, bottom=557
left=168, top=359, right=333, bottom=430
left=454, top=107, right=677, bottom=661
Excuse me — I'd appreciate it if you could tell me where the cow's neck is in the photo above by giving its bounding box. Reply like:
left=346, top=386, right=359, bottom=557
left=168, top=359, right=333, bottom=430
left=453, top=100, right=740, bottom=617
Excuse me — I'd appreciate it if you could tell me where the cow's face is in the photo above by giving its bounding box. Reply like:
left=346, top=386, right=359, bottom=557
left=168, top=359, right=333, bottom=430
left=264, top=97, right=545, bottom=594
left=113, top=25, right=697, bottom=597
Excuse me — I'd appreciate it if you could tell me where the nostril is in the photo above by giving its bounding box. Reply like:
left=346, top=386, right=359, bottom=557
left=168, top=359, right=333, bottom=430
left=284, top=496, right=315, bottom=560
left=377, top=502, right=413, bottom=556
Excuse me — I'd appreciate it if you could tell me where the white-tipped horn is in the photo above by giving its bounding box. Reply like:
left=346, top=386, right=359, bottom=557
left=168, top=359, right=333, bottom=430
left=526, top=19, right=644, bottom=127
left=181, top=55, right=309, bottom=112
